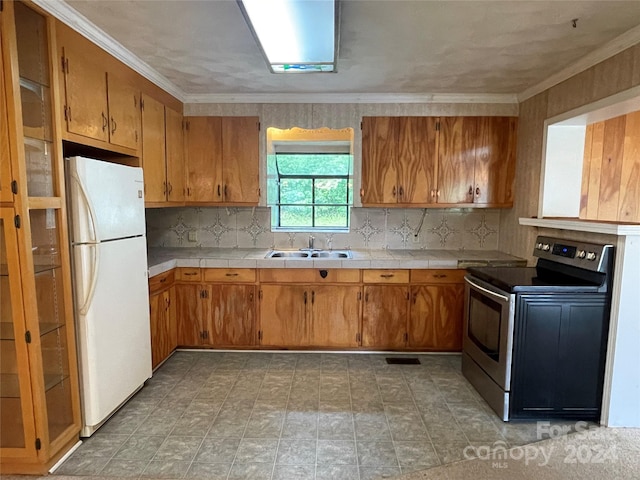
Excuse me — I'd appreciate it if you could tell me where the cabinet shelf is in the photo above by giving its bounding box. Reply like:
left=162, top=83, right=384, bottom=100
left=0, top=373, right=70, bottom=399
left=0, top=322, right=61, bottom=340
left=33, top=263, right=61, bottom=274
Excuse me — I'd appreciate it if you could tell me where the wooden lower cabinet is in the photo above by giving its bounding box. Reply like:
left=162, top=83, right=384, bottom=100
left=162, top=267, right=465, bottom=352
left=210, top=284, right=256, bottom=346
left=362, top=285, right=409, bottom=349
left=408, top=269, right=466, bottom=351
left=175, top=282, right=256, bottom=347
left=408, top=284, right=464, bottom=350
left=149, top=286, right=176, bottom=368
left=260, top=285, right=309, bottom=347
left=259, top=284, right=361, bottom=348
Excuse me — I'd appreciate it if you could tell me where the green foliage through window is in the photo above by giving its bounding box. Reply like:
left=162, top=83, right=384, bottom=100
left=267, top=153, right=353, bottom=230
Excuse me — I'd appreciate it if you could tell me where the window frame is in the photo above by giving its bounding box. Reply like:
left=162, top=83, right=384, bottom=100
left=271, top=152, right=353, bottom=231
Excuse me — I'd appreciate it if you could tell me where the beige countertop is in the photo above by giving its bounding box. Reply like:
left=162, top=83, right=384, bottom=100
left=147, top=247, right=527, bottom=278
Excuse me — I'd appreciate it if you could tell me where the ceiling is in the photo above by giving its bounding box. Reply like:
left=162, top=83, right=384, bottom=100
left=52, top=1, right=640, bottom=102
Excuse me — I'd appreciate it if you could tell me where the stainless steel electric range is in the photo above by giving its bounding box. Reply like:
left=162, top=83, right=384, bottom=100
left=462, top=235, right=614, bottom=421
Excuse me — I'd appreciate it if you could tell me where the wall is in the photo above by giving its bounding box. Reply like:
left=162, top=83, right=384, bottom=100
left=499, top=43, right=640, bottom=262
left=146, top=207, right=501, bottom=252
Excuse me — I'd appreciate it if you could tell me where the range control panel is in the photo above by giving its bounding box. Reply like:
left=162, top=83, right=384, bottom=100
left=533, top=236, right=613, bottom=272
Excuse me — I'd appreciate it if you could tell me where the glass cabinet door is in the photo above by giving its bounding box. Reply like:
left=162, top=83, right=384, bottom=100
left=14, top=1, right=56, bottom=198
left=1, top=33, right=15, bottom=204
left=0, top=208, right=37, bottom=453
left=29, top=209, right=74, bottom=443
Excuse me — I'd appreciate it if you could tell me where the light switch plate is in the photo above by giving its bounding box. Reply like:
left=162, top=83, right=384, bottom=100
left=188, top=231, right=197, bottom=242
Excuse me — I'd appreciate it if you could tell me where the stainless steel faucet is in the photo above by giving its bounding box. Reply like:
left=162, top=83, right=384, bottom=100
left=308, top=235, right=315, bottom=250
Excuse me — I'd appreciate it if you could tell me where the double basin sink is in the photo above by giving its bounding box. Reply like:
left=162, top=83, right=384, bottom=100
left=265, top=249, right=352, bottom=259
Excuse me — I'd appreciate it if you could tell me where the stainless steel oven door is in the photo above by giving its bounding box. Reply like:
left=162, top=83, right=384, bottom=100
left=463, top=275, right=516, bottom=391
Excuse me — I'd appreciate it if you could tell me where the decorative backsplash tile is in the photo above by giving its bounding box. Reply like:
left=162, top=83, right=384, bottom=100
left=146, top=207, right=500, bottom=250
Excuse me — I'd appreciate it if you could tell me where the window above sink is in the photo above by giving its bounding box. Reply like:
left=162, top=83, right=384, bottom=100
left=266, top=127, right=354, bottom=233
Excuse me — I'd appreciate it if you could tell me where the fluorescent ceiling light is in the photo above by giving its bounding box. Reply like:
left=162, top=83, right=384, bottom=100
left=238, top=0, right=339, bottom=73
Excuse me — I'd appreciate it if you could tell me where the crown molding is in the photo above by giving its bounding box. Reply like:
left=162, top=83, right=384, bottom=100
left=32, top=0, right=186, bottom=102
left=183, top=92, right=519, bottom=105
left=519, top=217, right=640, bottom=236
left=518, top=24, right=640, bottom=102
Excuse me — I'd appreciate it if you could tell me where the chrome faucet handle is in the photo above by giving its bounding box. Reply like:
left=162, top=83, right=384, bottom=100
left=308, top=235, right=315, bottom=249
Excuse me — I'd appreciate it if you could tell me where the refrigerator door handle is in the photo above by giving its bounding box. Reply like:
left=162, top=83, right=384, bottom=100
left=71, top=171, right=98, bottom=243
left=78, top=243, right=100, bottom=316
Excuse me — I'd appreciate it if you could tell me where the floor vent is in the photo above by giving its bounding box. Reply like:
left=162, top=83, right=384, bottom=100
left=385, top=357, right=420, bottom=365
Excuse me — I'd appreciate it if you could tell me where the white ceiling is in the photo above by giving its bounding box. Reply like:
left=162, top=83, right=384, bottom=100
left=49, top=1, right=640, bottom=102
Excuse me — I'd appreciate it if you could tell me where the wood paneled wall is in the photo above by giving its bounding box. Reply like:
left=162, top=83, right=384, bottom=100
left=499, top=43, right=640, bottom=263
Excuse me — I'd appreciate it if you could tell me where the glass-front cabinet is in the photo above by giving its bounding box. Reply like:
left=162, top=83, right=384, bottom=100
left=1, top=1, right=81, bottom=473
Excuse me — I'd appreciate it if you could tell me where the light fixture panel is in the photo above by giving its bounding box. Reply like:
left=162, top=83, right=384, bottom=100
left=238, top=0, right=338, bottom=73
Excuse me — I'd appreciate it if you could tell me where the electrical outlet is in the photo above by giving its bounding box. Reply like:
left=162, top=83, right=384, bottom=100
left=188, top=230, right=198, bottom=242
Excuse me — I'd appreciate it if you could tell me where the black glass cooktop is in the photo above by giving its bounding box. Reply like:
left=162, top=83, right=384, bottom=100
left=467, top=266, right=606, bottom=293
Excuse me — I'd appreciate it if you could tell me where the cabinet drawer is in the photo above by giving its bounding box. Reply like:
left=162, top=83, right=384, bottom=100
left=149, top=269, right=175, bottom=294
left=411, top=269, right=466, bottom=284
left=203, top=268, right=256, bottom=283
left=176, top=267, right=202, bottom=282
left=259, top=268, right=360, bottom=284
left=363, top=269, right=409, bottom=284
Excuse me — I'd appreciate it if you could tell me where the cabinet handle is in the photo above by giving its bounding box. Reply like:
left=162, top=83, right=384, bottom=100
left=392, top=186, right=397, bottom=197
left=224, top=185, right=228, bottom=198
left=217, top=185, right=221, bottom=197
left=249, top=292, right=254, bottom=302
left=159, top=277, right=166, bottom=283
left=431, top=189, right=436, bottom=198
left=163, top=181, right=167, bottom=196
left=433, top=274, right=447, bottom=278
left=225, top=273, right=239, bottom=277
left=187, top=187, right=191, bottom=197
left=184, top=272, right=198, bottom=276
left=101, top=112, right=108, bottom=132
left=311, top=290, right=315, bottom=304
left=168, top=183, right=173, bottom=195
left=468, top=185, right=473, bottom=196
left=436, top=190, right=440, bottom=197
left=304, top=291, right=308, bottom=304
left=380, top=274, right=394, bottom=278
left=398, top=186, right=404, bottom=198
left=475, top=186, right=481, bottom=197
left=412, top=293, right=417, bottom=304
left=365, top=292, right=369, bottom=302
left=111, top=117, right=117, bottom=134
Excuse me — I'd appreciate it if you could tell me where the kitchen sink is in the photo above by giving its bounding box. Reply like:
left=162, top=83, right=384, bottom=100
left=310, top=251, right=351, bottom=258
left=265, top=250, right=352, bottom=259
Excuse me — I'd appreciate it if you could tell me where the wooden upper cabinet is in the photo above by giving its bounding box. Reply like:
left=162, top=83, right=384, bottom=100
left=361, top=116, right=399, bottom=204
left=397, top=117, right=438, bottom=204
left=185, top=116, right=259, bottom=204
left=362, top=115, right=517, bottom=207
left=185, top=116, right=222, bottom=202
left=61, top=46, right=109, bottom=143
left=165, top=107, right=185, bottom=203
left=437, top=116, right=477, bottom=204
left=141, top=94, right=166, bottom=203
left=222, top=116, right=259, bottom=204
left=106, top=74, right=140, bottom=150
left=473, top=116, right=517, bottom=205
left=60, top=46, right=141, bottom=152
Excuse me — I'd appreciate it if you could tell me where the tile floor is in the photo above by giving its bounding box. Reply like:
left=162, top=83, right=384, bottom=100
left=54, top=352, right=566, bottom=480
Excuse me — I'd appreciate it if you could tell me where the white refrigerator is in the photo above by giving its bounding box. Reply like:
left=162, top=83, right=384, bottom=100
left=67, top=156, right=152, bottom=437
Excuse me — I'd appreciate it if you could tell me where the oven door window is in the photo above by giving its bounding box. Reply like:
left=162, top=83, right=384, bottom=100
left=468, top=289, right=503, bottom=361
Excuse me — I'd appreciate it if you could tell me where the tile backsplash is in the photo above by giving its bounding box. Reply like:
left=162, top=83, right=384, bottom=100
left=146, top=207, right=500, bottom=250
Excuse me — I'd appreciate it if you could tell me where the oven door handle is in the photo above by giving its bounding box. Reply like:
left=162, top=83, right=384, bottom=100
left=465, top=277, right=510, bottom=303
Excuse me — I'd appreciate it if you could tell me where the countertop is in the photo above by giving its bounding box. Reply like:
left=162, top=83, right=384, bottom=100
left=147, top=247, right=527, bottom=277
